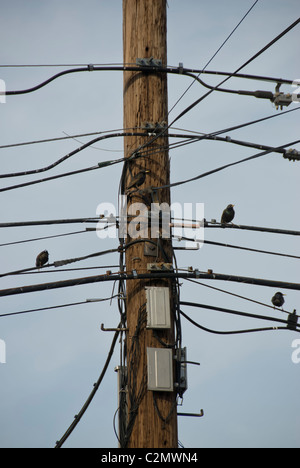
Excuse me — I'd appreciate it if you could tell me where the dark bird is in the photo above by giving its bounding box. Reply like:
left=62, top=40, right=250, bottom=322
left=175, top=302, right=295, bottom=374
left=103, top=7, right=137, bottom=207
left=36, top=250, right=49, bottom=268
left=271, top=292, right=286, bottom=308
left=221, top=204, right=235, bottom=224
left=127, top=170, right=150, bottom=190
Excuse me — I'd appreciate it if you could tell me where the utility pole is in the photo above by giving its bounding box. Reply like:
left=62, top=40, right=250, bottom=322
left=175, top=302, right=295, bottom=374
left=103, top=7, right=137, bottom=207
left=122, top=0, right=178, bottom=449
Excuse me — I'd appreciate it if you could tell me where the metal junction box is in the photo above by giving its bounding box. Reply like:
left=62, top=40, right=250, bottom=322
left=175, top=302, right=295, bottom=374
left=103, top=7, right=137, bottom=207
left=147, top=348, right=173, bottom=392
left=145, top=286, right=171, bottom=329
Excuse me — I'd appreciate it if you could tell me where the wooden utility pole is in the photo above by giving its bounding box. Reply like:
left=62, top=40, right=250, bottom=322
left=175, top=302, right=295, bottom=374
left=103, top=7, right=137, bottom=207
left=123, top=0, right=178, bottom=448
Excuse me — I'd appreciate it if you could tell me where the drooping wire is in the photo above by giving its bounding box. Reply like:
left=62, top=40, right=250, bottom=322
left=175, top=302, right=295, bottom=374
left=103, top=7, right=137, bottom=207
left=54, top=322, right=121, bottom=448
left=180, top=310, right=297, bottom=336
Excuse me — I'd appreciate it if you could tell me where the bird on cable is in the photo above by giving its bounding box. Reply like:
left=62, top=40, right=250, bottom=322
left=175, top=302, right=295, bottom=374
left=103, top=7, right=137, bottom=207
left=221, top=204, right=235, bottom=224
left=126, top=170, right=150, bottom=191
left=36, top=250, right=49, bottom=269
left=271, top=292, right=286, bottom=309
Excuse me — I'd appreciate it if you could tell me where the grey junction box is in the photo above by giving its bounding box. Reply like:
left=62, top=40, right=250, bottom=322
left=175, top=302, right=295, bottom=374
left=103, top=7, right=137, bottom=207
left=147, top=347, right=174, bottom=392
left=145, top=286, right=171, bottom=329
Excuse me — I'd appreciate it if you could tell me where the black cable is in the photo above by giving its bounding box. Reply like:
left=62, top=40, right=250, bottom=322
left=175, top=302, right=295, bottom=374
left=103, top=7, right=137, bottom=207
left=0, top=230, right=87, bottom=247
left=204, top=221, right=300, bottom=236
left=127, top=106, right=300, bottom=170
left=0, top=217, right=100, bottom=228
left=168, top=0, right=260, bottom=114
left=170, top=17, right=300, bottom=126
left=153, top=137, right=300, bottom=191
left=0, top=132, right=143, bottom=179
left=0, top=248, right=119, bottom=278
left=176, top=236, right=300, bottom=260
left=54, top=323, right=121, bottom=448
left=2, top=62, right=294, bottom=97
left=124, top=17, right=300, bottom=161
left=0, top=270, right=299, bottom=298
left=180, top=310, right=296, bottom=336
left=0, top=295, right=120, bottom=319
left=184, top=278, right=297, bottom=317
left=0, top=162, right=101, bottom=193
left=180, top=301, right=299, bottom=329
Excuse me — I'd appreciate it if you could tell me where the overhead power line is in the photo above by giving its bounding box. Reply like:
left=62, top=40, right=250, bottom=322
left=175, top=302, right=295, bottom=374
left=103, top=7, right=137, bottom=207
left=0, top=295, right=120, bottom=319
left=180, top=310, right=299, bottom=336
left=170, top=17, right=300, bottom=126
left=0, top=270, right=299, bottom=298
left=175, top=236, right=300, bottom=259
left=125, top=17, right=300, bottom=161
left=1, top=63, right=295, bottom=97
left=154, top=137, right=300, bottom=191
left=180, top=301, right=300, bottom=329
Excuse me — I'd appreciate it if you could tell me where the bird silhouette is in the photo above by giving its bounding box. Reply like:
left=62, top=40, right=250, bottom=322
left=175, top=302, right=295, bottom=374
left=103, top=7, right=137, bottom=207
left=221, top=204, right=235, bottom=224
left=36, top=250, right=49, bottom=268
left=127, top=170, right=150, bottom=191
left=271, top=292, right=285, bottom=308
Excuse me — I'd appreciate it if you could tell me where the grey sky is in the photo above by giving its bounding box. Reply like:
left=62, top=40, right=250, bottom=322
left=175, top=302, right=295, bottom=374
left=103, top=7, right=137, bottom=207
left=0, top=0, right=299, bottom=448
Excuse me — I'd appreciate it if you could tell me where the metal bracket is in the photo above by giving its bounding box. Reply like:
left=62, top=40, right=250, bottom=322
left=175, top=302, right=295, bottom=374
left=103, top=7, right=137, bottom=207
left=283, top=148, right=300, bottom=162
left=273, top=83, right=293, bottom=110
left=142, top=122, right=168, bottom=132
left=177, top=409, right=204, bottom=418
left=136, top=57, right=162, bottom=68
left=147, top=263, right=174, bottom=272
left=100, top=324, right=129, bottom=332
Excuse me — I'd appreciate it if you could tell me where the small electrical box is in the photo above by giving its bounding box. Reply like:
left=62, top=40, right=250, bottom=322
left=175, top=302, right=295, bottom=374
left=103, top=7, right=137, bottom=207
left=175, top=347, right=188, bottom=397
left=145, top=286, right=171, bottom=329
left=147, top=348, right=173, bottom=392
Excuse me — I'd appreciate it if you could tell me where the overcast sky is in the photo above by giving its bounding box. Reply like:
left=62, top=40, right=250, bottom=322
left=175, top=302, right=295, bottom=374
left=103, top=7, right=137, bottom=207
left=0, top=0, right=299, bottom=449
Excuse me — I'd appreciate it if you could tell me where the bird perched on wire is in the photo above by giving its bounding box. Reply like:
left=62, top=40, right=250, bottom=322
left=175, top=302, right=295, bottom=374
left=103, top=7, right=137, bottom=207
left=271, top=292, right=286, bottom=308
left=36, top=250, right=49, bottom=269
left=221, top=204, right=235, bottom=224
left=126, top=170, right=150, bottom=191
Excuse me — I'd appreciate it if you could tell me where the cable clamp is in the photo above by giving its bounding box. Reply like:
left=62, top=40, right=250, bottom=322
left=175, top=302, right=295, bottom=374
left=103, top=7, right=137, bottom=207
left=273, top=83, right=293, bottom=110
left=283, top=148, right=300, bottom=162
left=136, top=58, right=162, bottom=68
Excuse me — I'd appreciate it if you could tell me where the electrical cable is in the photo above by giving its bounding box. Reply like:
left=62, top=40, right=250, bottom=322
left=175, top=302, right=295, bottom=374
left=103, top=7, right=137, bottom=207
left=0, top=248, right=119, bottom=278
left=124, top=17, right=300, bottom=161
left=2, top=62, right=294, bottom=97
left=168, top=0, right=260, bottom=114
left=180, top=301, right=300, bottom=329
left=203, top=221, right=300, bottom=236
left=180, top=310, right=297, bottom=336
left=0, top=229, right=87, bottom=247
left=0, top=127, right=138, bottom=150
left=184, top=278, right=298, bottom=317
left=175, top=236, right=300, bottom=260
left=0, top=109, right=298, bottom=193
left=0, top=217, right=100, bottom=228
left=0, top=131, right=143, bottom=179
left=126, top=106, right=300, bottom=169
left=0, top=270, right=299, bottom=298
left=169, top=17, right=300, bottom=126
left=54, top=322, right=121, bottom=448
left=0, top=295, right=120, bottom=319
left=153, top=136, right=300, bottom=191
